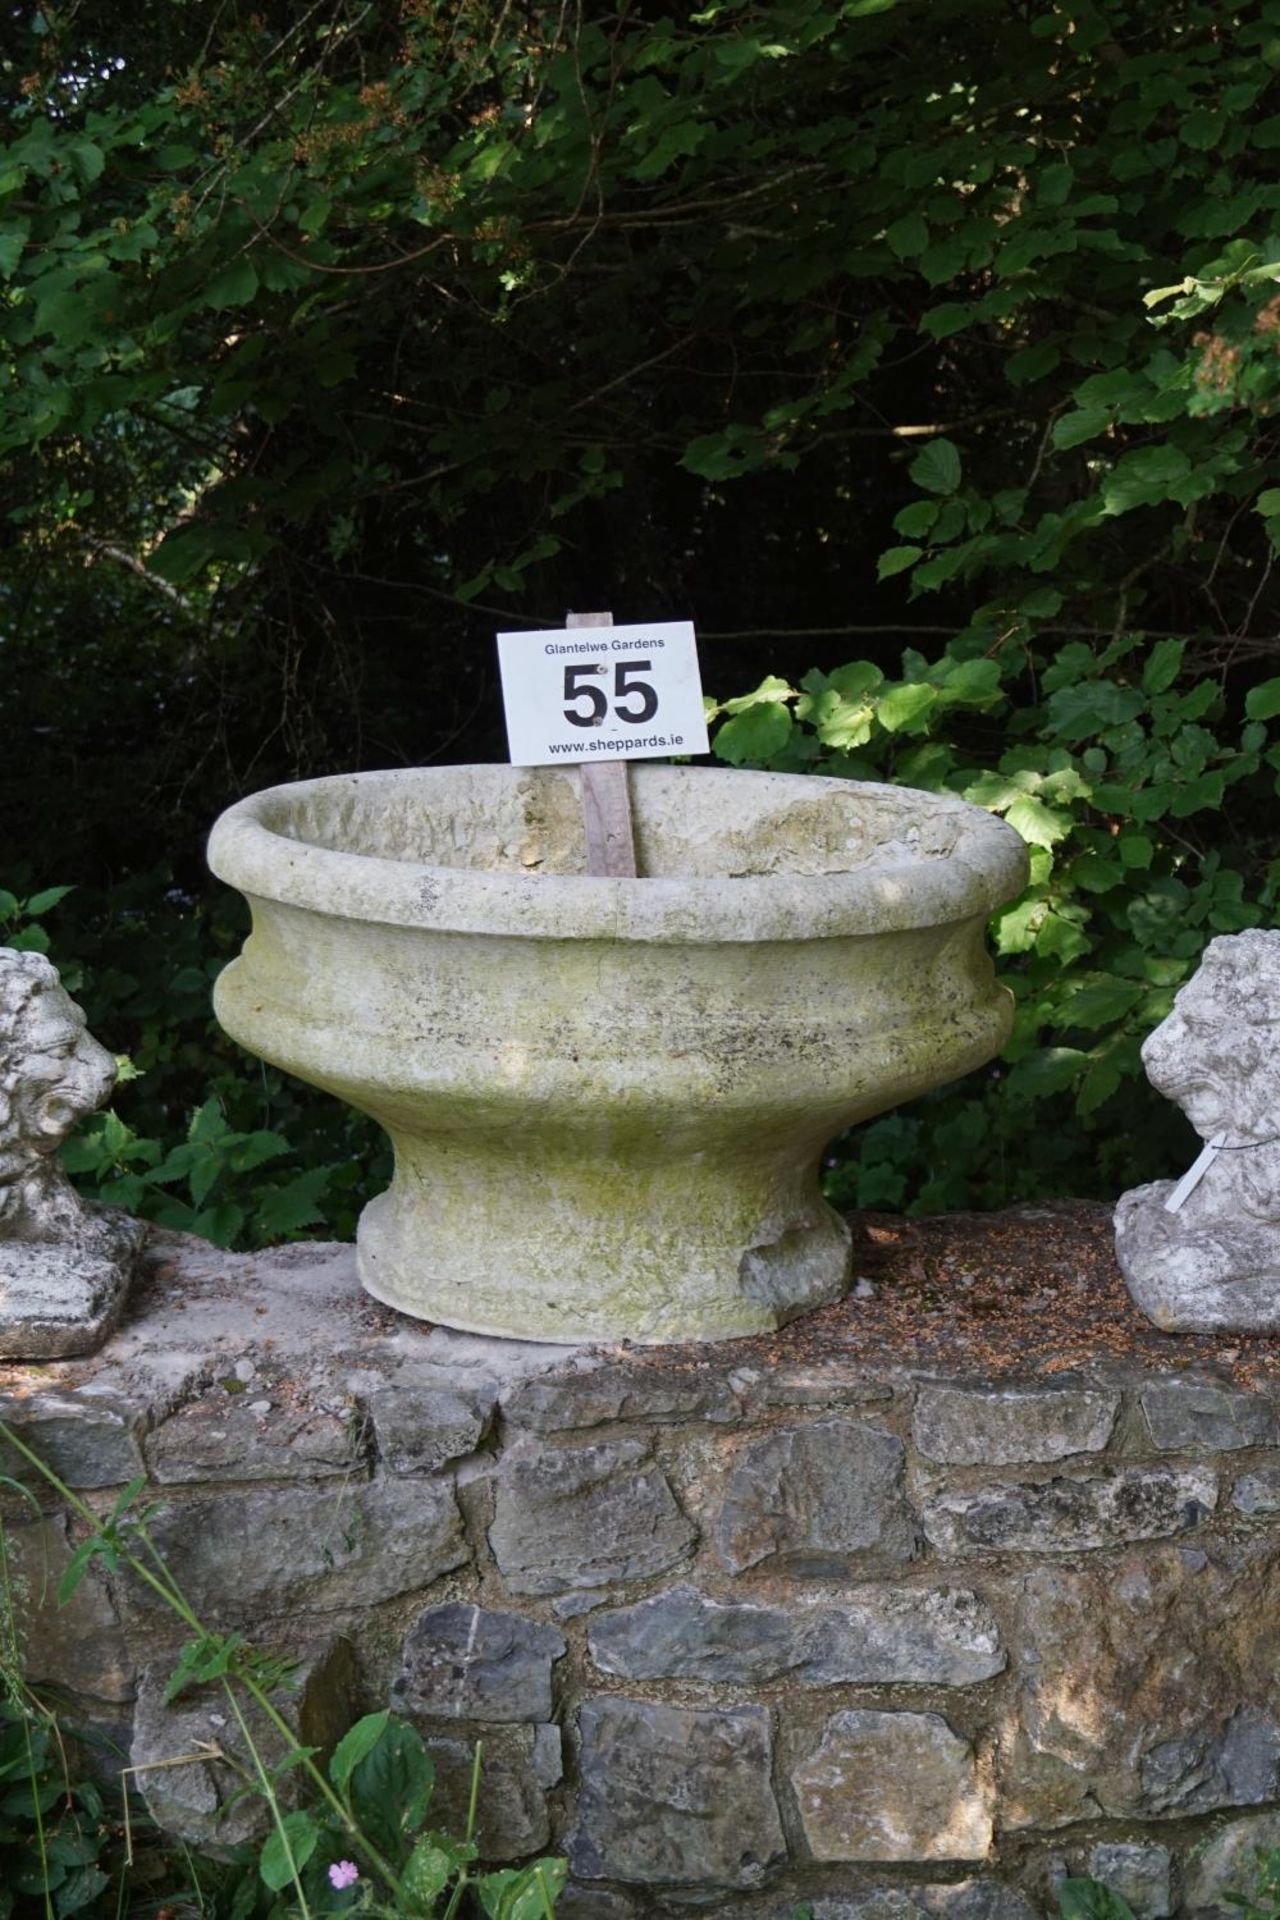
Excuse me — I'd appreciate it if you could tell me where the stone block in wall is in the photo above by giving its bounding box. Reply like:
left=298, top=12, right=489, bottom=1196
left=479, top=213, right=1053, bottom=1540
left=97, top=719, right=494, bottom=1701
left=503, top=1364, right=738, bottom=1432
left=124, top=1478, right=467, bottom=1623
left=128, top=1636, right=356, bottom=1848
left=921, top=1466, right=1216, bottom=1555
left=393, top=1602, right=565, bottom=1722
left=0, top=1387, right=144, bottom=1489
left=912, top=1386, right=1119, bottom=1466
left=787, top=1885, right=1039, bottom=1920
left=1185, top=1812, right=1280, bottom=1919
left=364, top=1383, right=493, bottom=1474
left=489, top=1436, right=695, bottom=1596
left=716, top=1418, right=918, bottom=1576
left=8, top=1513, right=134, bottom=1702
left=146, top=1392, right=359, bottom=1484
left=417, top=1722, right=560, bottom=1860
left=1234, top=1465, right=1280, bottom=1514
left=790, top=1709, right=993, bottom=1862
left=1140, top=1380, right=1278, bottom=1453
left=571, top=1697, right=784, bottom=1889
left=587, top=1583, right=1004, bottom=1687
left=557, top=1888, right=639, bottom=1920
left=1005, top=1546, right=1280, bottom=1828
left=1087, top=1843, right=1173, bottom=1919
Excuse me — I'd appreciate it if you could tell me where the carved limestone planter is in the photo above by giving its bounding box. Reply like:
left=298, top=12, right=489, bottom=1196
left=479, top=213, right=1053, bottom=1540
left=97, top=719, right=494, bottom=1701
left=207, top=765, right=1026, bottom=1343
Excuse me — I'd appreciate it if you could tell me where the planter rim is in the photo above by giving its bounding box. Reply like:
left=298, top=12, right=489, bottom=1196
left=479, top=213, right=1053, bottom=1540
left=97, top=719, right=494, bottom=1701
left=207, top=765, right=1028, bottom=944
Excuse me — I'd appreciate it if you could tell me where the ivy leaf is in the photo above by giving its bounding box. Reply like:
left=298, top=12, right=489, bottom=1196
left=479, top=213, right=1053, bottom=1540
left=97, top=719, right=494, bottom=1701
left=908, top=438, right=962, bottom=494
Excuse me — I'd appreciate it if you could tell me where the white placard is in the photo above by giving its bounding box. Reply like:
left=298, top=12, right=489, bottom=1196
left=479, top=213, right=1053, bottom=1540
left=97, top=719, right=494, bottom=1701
left=496, top=620, right=709, bottom=767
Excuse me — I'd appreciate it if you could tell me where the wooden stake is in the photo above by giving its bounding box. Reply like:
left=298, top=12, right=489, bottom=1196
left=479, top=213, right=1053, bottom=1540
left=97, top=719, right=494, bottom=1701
left=567, top=610, right=638, bottom=877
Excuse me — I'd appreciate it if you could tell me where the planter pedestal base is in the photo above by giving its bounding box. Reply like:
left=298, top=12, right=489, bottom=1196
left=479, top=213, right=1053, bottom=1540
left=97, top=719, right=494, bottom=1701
left=356, top=1135, right=851, bottom=1345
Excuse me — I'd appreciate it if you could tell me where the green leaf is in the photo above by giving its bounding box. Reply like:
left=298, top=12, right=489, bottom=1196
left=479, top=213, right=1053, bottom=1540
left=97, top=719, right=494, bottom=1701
left=298, top=197, right=332, bottom=237
left=908, top=438, right=962, bottom=495
left=349, top=1717, right=435, bottom=1856
left=1246, top=678, right=1280, bottom=721
left=204, top=257, right=260, bottom=311
left=886, top=213, right=928, bottom=259
left=714, top=702, right=794, bottom=766
left=1038, top=161, right=1074, bottom=206
left=1005, top=794, right=1072, bottom=848
left=477, top=1860, right=569, bottom=1920
left=0, top=217, right=30, bottom=278
left=402, top=1837, right=455, bottom=1907
left=1052, top=406, right=1110, bottom=451
left=1007, top=339, right=1061, bottom=386
left=1142, top=638, right=1184, bottom=693
left=1118, top=832, right=1154, bottom=869
left=257, top=1167, right=333, bottom=1239
left=22, top=885, right=73, bottom=916
left=893, top=500, right=938, bottom=538
left=720, top=674, right=795, bottom=714
left=330, top=1710, right=390, bottom=1793
left=1062, top=977, right=1145, bottom=1029
left=54, top=1864, right=108, bottom=1917
left=875, top=682, right=938, bottom=732
left=67, top=139, right=106, bottom=184
left=1069, top=853, right=1122, bottom=893
left=258, top=1810, right=320, bottom=1892
left=1102, top=445, right=1192, bottom=515
left=877, top=544, right=921, bottom=579
left=57, top=1538, right=102, bottom=1607
left=828, top=661, right=884, bottom=700
left=1058, top=1880, right=1138, bottom=1920
left=1006, top=1047, right=1088, bottom=1100
left=163, top=1632, right=244, bottom=1703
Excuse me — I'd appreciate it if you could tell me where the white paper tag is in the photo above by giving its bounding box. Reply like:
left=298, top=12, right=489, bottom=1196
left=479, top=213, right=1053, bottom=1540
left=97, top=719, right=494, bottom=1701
left=496, top=620, right=710, bottom=767
left=1164, top=1132, right=1227, bottom=1213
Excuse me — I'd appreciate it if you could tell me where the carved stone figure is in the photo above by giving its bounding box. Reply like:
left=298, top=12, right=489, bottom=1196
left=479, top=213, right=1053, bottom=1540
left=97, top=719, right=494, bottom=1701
left=0, top=949, right=144, bottom=1358
left=1115, top=929, right=1280, bottom=1330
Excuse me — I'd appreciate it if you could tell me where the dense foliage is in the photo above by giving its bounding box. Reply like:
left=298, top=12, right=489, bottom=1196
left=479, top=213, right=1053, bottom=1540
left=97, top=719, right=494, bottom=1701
left=4, top=0, right=1280, bottom=1231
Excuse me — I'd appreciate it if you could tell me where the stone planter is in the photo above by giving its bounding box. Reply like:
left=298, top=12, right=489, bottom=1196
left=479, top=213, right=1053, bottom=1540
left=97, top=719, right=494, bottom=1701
left=207, top=765, right=1026, bottom=1343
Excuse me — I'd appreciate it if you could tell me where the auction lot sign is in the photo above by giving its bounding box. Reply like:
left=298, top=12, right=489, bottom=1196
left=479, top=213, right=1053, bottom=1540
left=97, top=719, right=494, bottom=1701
left=496, top=620, right=709, bottom=767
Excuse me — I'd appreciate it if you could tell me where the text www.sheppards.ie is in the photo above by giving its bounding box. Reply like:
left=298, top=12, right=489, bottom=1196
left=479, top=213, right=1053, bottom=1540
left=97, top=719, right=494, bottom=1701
left=548, top=734, right=681, bottom=753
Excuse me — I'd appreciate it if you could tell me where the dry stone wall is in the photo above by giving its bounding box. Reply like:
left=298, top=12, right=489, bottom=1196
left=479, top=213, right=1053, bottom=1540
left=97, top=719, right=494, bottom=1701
left=5, top=1216, right=1280, bottom=1918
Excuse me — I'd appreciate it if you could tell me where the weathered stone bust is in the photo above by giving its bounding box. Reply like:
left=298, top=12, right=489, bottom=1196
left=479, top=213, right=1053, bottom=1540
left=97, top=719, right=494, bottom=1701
left=0, top=949, right=144, bottom=1358
left=1115, top=929, right=1280, bottom=1330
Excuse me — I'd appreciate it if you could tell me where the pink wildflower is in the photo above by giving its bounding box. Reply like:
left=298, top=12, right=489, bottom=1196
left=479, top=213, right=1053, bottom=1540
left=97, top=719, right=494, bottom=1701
left=328, top=1860, right=360, bottom=1890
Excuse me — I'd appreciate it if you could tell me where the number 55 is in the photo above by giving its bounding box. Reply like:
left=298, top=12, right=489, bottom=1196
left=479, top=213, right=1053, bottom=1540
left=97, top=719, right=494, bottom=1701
left=562, top=658, right=657, bottom=727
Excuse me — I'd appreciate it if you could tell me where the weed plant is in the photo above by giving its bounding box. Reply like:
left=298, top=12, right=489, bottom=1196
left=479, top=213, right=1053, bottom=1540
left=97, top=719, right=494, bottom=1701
left=0, top=1427, right=564, bottom=1919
